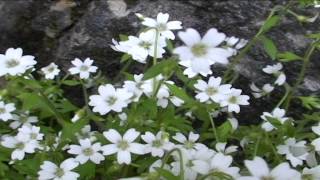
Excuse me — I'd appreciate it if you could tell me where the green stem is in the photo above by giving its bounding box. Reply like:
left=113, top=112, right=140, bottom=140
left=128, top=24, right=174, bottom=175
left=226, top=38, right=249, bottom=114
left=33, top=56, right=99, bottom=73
left=80, top=80, right=90, bottom=112
left=207, top=110, right=219, bottom=142
left=114, top=60, right=132, bottom=82
left=223, top=6, right=282, bottom=83
left=284, top=40, right=318, bottom=110
left=265, top=132, right=282, bottom=163
left=199, top=172, right=233, bottom=180
left=160, top=148, right=184, bottom=180
left=253, top=135, right=261, bottom=157
left=275, top=83, right=291, bottom=108
left=27, top=75, right=65, bottom=126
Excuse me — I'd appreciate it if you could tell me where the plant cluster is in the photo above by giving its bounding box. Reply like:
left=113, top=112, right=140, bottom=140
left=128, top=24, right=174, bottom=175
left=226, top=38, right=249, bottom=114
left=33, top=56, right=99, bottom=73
left=0, top=1, right=319, bottom=180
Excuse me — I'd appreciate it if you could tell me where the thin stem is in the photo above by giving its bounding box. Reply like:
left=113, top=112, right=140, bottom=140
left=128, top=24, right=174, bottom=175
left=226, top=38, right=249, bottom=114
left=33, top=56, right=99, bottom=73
left=80, top=80, right=90, bottom=112
left=114, top=60, right=132, bottom=82
left=223, top=6, right=280, bottom=83
left=265, top=132, right=282, bottom=163
left=26, top=75, right=65, bottom=126
left=275, top=83, right=291, bottom=108
left=207, top=110, right=220, bottom=142
left=153, top=29, right=160, bottom=66
left=199, top=172, right=232, bottom=180
left=253, top=135, right=261, bottom=157
left=160, top=148, right=184, bottom=180
left=285, top=40, right=318, bottom=110
left=152, top=29, right=160, bottom=97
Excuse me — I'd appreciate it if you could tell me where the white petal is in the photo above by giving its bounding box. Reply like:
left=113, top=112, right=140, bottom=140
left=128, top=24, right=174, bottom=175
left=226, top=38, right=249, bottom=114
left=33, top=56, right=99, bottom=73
left=60, top=158, right=79, bottom=171
left=101, top=144, right=118, bottom=155
left=178, top=28, right=201, bottom=46
left=103, top=129, right=122, bottom=143
left=201, top=28, right=226, bottom=47
left=244, top=157, right=269, bottom=177
left=123, top=129, right=140, bottom=143
left=117, top=150, right=131, bottom=164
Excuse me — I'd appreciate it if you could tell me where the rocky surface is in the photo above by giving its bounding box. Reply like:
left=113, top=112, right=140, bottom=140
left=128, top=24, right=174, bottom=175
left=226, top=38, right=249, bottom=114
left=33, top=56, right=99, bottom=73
left=0, top=0, right=319, bottom=121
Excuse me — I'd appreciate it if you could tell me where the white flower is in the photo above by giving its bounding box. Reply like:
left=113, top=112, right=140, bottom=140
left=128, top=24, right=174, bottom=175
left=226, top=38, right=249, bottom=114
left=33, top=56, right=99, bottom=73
left=274, top=72, right=286, bottom=86
left=262, top=63, right=286, bottom=86
left=141, top=131, right=174, bottom=157
left=141, top=12, right=182, bottom=40
left=41, top=63, right=60, bottom=79
left=302, top=165, right=320, bottom=180
left=68, top=58, right=98, bottom=79
left=38, top=158, right=79, bottom=180
left=263, top=63, right=283, bottom=74
left=277, top=138, right=309, bottom=167
left=118, top=113, right=128, bottom=126
left=140, top=75, right=183, bottom=108
left=67, top=138, right=105, bottom=164
left=149, top=159, right=171, bottom=173
left=171, top=148, right=215, bottom=180
left=123, top=74, right=144, bottom=102
left=250, top=83, right=274, bottom=98
left=1, top=135, right=39, bottom=160
left=224, top=36, right=248, bottom=55
left=75, top=125, right=96, bottom=142
left=219, top=88, right=250, bottom=113
left=112, top=29, right=166, bottom=63
left=102, top=128, right=145, bottom=164
left=9, top=112, right=38, bottom=129
left=174, top=28, right=232, bottom=77
left=311, top=123, right=320, bottom=151
left=0, top=101, right=15, bottom=121
left=238, top=156, right=301, bottom=180
left=71, top=109, right=85, bottom=123
left=208, top=153, right=240, bottom=178
left=260, top=108, right=289, bottom=132
left=17, top=125, right=44, bottom=141
left=215, top=142, right=238, bottom=155
left=314, top=0, right=320, bottom=8
left=228, top=118, right=239, bottom=130
left=89, top=84, right=133, bottom=115
left=172, top=132, right=207, bottom=152
left=194, top=76, right=231, bottom=103
left=0, top=48, right=37, bottom=77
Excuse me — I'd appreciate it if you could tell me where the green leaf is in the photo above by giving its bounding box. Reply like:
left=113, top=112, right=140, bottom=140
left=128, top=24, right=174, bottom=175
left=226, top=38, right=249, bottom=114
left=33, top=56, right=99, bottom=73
left=120, top=54, right=131, bottom=62
left=119, top=34, right=128, bottom=41
left=306, top=33, right=320, bottom=39
left=76, top=162, right=96, bottom=179
left=217, top=121, right=233, bottom=142
left=155, top=168, right=178, bottom=180
left=143, top=59, right=178, bottom=80
left=261, top=36, right=278, bottom=60
left=165, top=83, right=192, bottom=103
left=61, top=118, right=88, bottom=140
left=261, top=15, right=280, bottom=33
left=62, top=80, right=80, bottom=86
left=277, top=52, right=303, bottom=62
left=17, top=93, right=54, bottom=117
left=299, top=96, right=320, bottom=110
left=18, top=78, right=42, bottom=89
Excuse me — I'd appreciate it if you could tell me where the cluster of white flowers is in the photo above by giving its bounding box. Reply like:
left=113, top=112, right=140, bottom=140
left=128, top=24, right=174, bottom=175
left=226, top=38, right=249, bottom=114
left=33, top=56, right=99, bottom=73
left=89, top=74, right=184, bottom=115
left=1, top=125, right=43, bottom=161
left=194, top=76, right=250, bottom=113
left=260, top=107, right=289, bottom=131
left=0, top=11, right=319, bottom=180
left=250, top=63, right=286, bottom=98
left=112, top=13, right=182, bottom=63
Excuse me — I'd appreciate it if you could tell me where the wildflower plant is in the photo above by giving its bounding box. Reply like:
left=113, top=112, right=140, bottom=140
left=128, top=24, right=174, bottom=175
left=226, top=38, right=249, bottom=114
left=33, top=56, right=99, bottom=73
left=0, top=1, right=319, bottom=179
